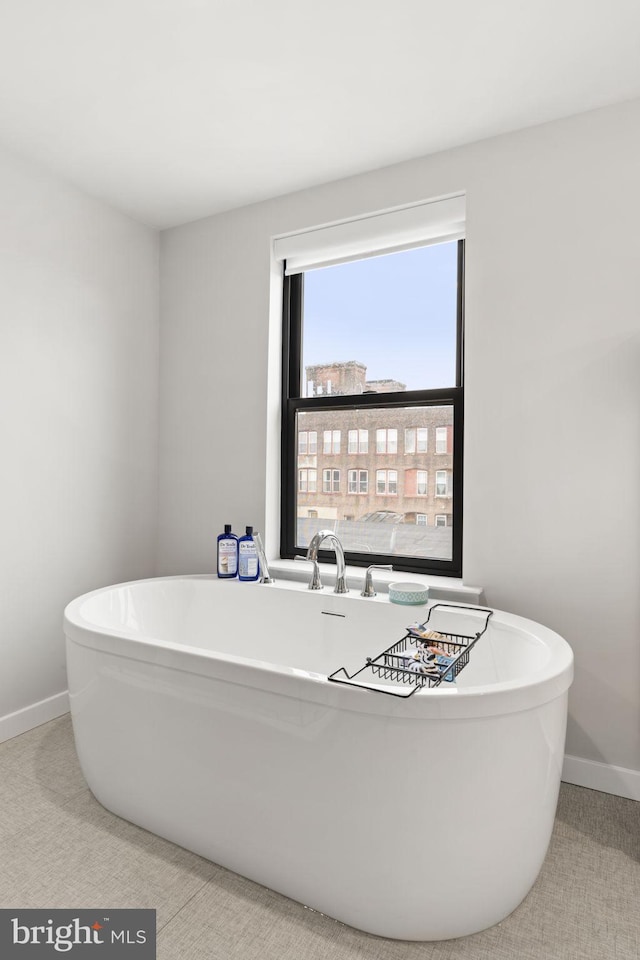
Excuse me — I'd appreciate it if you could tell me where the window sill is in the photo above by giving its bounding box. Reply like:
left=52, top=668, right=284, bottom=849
left=269, top=559, right=484, bottom=605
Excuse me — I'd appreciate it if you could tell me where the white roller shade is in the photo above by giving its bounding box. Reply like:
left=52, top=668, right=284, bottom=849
left=274, top=194, right=465, bottom=275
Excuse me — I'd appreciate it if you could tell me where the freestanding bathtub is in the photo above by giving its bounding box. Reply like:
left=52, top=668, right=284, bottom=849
left=64, top=575, right=573, bottom=941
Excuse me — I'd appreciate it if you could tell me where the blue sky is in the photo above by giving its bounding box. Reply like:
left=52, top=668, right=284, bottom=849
left=302, top=241, right=458, bottom=392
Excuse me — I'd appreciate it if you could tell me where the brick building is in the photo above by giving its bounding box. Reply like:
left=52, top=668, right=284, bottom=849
left=297, top=361, right=454, bottom=528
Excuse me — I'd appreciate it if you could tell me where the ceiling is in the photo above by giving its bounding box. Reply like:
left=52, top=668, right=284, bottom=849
left=0, top=0, right=638, bottom=229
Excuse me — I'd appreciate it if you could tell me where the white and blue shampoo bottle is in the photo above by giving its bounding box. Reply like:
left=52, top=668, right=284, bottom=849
left=238, top=526, right=260, bottom=581
left=217, top=524, right=238, bottom=578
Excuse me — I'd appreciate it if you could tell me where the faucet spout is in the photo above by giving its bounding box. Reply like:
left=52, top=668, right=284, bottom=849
left=253, top=532, right=275, bottom=584
left=306, top=530, right=348, bottom=594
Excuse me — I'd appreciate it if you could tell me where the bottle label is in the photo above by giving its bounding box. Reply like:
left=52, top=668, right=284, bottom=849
left=239, top=541, right=258, bottom=578
left=219, top=539, right=237, bottom=575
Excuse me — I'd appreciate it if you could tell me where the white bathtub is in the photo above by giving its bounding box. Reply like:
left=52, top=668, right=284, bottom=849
left=64, top=575, right=573, bottom=941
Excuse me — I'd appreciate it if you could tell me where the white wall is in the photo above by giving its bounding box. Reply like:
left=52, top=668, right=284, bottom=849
left=0, top=145, right=159, bottom=738
left=158, top=98, right=640, bottom=790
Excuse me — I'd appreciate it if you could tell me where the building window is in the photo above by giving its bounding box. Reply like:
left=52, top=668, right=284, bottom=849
left=376, top=470, right=398, bottom=495
left=323, top=469, right=340, bottom=493
left=436, top=427, right=448, bottom=454
left=298, top=431, right=317, bottom=456
left=348, top=429, right=368, bottom=454
left=298, top=468, right=317, bottom=493
left=405, top=428, right=428, bottom=454
left=376, top=428, right=397, bottom=454
left=323, top=430, right=341, bottom=454
left=348, top=469, right=368, bottom=494
left=435, top=514, right=447, bottom=527
left=281, top=237, right=464, bottom=576
left=435, top=471, right=449, bottom=496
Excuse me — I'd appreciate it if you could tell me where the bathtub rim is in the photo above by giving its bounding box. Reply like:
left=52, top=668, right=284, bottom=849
left=64, top=574, right=574, bottom=721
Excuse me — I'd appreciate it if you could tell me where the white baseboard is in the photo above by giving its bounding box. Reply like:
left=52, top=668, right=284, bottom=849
left=0, top=691, right=70, bottom=744
left=562, top=754, right=640, bottom=802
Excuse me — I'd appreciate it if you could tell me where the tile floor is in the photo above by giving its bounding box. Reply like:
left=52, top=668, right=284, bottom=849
left=0, top=715, right=638, bottom=959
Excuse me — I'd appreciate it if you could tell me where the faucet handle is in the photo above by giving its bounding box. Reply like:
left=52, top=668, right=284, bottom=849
left=361, top=564, right=393, bottom=598
left=294, top=554, right=323, bottom=590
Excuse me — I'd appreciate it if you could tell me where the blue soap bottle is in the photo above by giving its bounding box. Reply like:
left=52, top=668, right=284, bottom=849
left=217, top=524, right=238, bottom=579
left=238, top=526, right=260, bottom=581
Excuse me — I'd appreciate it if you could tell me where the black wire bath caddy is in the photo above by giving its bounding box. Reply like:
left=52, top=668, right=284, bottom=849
left=328, top=603, right=494, bottom=698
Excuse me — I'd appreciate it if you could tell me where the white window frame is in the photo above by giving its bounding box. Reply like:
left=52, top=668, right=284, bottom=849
left=405, top=428, right=415, bottom=454
left=405, top=427, right=427, bottom=454
left=348, top=469, right=369, bottom=494
left=323, top=430, right=341, bottom=455
left=323, top=468, right=340, bottom=493
left=298, top=430, right=317, bottom=456
left=376, top=469, right=398, bottom=495
left=376, top=428, right=397, bottom=454
left=435, top=470, right=449, bottom=496
left=298, top=468, right=317, bottom=493
left=348, top=429, right=367, bottom=454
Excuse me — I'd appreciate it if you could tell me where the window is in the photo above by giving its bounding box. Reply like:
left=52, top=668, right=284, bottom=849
left=323, top=430, right=341, bottom=454
left=323, top=469, right=340, bottom=493
left=280, top=223, right=464, bottom=575
left=298, top=431, right=317, bottom=456
left=376, top=470, right=398, bottom=495
left=435, top=471, right=449, bottom=496
left=435, top=515, right=447, bottom=527
left=298, top=468, right=317, bottom=493
left=348, top=429, right=368, bottom=454
left=376, top=428, right=397, bottom=454
left=348, top=469, right=368, bottom=494
left=405, top=428, right=428, bottom=454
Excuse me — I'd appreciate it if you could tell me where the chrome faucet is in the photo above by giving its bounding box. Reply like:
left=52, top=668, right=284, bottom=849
left=304, top=529, right=348, bottom=594
left=360, top=564, right=393, bottom=597
left=294, top=554, right=322, bottom=590
left=253, top=532, right=275, bottom=584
